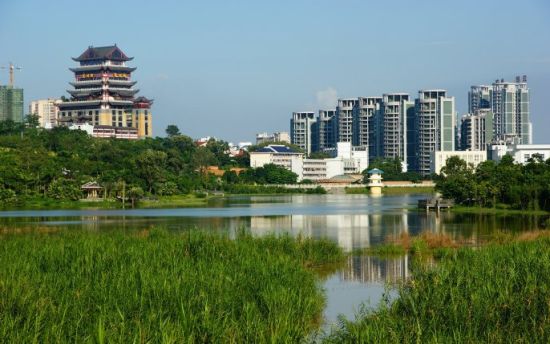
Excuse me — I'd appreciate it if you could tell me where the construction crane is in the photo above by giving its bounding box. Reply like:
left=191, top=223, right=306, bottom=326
left=0, top=62, right=22, bottom=87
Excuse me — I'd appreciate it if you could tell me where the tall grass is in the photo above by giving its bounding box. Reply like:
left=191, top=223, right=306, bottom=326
left=325, top=238, right=550, bottom=343
left=0, top=229, right=343, bottom=342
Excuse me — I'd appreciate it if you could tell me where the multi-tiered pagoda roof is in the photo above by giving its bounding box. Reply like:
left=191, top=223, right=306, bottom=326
left=60, top=45, right=142, bottom=109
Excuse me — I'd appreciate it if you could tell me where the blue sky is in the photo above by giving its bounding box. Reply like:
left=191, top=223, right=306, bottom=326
left=1, top=0, right=549, bottom=142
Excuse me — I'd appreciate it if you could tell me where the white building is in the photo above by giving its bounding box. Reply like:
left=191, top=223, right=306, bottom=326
left=302, top=159, right=344, bottom=181
left=249, top=145, right=304, bottom=177
left=29, top=98, right=60, bottom=128
left=68, top=122, right=94, bottom=135
left=431, top=150, right=487, bottom=174
left=250, top=142, right=368, bottom=181
left=489, top=144, right=550, bottom=164
left=256, top=131, right=290, bottom=144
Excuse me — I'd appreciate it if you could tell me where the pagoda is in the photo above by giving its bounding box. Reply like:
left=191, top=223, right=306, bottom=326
left=57, top=45, right=153, bottom=138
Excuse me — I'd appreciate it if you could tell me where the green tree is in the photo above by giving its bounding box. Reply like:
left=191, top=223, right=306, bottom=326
left=127, top=186, right=144, bottom=208
left=435, top=156, right=476, bottom=204
left=135, top=149, right=168, bottom=193
left=165, top=125, right=181, bottom=137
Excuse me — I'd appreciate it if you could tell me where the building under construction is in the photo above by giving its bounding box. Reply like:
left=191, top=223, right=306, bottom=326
left=58, top=45, right=153, bottom=138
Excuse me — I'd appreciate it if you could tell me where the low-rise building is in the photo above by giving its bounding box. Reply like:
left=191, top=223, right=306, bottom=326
left=249, top=145, right=304, bottom=177
left=256, top=131, right=290, bottom=144
left=431, top=150, right=487, bottom=174
left=489, top=144, right=550, bottom=164
left=68, top=123, right=139, bottom=139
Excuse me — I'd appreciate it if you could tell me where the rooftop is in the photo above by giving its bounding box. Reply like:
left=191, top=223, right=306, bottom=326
left=255, top=145, right=301, bottom=154
left=73, top=45, right=133, bottom=62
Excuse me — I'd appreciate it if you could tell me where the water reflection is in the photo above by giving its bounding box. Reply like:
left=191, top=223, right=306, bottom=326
left=342, top=255, right=409, bottom=284
left=1, top=194, right=547, bottom=325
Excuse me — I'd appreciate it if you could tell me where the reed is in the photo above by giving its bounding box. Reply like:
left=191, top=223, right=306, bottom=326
left=0, top=229, right=344, bottom=343
left=325, top=238, right=550, bottom=343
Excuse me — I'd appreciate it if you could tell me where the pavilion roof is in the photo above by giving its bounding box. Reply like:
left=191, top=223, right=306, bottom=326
left=73, top=45, right=133, bottom=62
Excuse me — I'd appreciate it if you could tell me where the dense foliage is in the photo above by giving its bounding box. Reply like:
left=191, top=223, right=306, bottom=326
left=435, top=155, right=550, bottom=211
left=0, top=229, right=344, bottom=342
left=0, top=121, right=299, bottom=205
left=362, top=157, right=422, bottom=183
left=325, top=238, right=550, bottom=343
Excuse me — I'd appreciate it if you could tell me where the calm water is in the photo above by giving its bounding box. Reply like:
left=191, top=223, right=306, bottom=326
left=0, top=194, right=546, bottom=326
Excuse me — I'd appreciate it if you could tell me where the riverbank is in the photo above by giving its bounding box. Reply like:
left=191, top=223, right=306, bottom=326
left=325, top=235, right=550, bottom=342
left=345, top=186, right=435, bottom=195
left=0, top=194, right=212, bottom=211
left=0, top=229, right=344, bottom=342
left=0, top=187, right=331, bottom=211
left=451, top=204, right=550, bottom=216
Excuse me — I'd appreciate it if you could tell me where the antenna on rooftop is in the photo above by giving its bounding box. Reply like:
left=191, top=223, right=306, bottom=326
left=0, top=62, right=22, bottom=87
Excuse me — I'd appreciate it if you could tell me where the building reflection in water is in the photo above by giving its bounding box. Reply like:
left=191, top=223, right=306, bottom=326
left=341, top=255, right=409, bottom=284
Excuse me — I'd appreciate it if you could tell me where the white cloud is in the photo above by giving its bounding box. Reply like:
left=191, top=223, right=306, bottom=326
left=316, top=87, right=338, bottom=110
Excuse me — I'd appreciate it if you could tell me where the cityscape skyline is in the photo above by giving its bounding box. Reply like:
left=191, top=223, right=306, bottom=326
left=1, top=0, right=550, bottom=143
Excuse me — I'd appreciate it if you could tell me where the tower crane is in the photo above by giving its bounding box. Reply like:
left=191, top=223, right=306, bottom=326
left=0, top=62, right=22, bottom=87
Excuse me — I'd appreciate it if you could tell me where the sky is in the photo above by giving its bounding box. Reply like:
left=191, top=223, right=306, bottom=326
left=1, top=0, right=549, bottom=143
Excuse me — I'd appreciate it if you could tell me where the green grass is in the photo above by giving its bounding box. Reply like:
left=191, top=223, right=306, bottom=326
left=138, top=194, right=210, bottom=208
left=0, top=229, right=344, bottom=343
left=325, top=238, right=550, bottom=343
left=452, top=204, right=550, bottom=216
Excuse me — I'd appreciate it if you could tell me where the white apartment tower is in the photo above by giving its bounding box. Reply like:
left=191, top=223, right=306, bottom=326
left=336, top=98, right=358, bottom=143
left=29, top=98, right=61, bottom=128
left=290, top=111, right=316, bottom=154
left=491, top=76, right=531, bottom=144
left=460, top=109, right=494, bottom=151
left=353, top=97, right=382, bottom=159
left=381, top=93, right=413, bottom=169
left=312, top=109, right=337, bottom=152
left=468, top=85, right=491, bottom=113
left=409, top=90, right=456, bottom=176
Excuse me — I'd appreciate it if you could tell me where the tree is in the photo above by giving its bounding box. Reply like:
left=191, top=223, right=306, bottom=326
left=135, top=149, right=168, bottom=193
left=165, top=125, right=181, bottom=137
left=435, top=156, right=476, bottom=204
left=127, top=186, right=144, bottom=208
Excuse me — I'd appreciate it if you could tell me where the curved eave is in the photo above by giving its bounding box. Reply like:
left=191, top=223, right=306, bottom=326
left=58, top=100, right=103, bottom=107
left=70, top=80, right=103, bottom=87
left=109, top=88, right=139, bottom=95
left=108, top=100, right=134, bottom=106
left=69, top=66, right=137, bottom=72
left=106, top=80, right=137, bottom=86
left=71, top=56, right=134, bottom=62
left=67, top=89, right=103, bottom=96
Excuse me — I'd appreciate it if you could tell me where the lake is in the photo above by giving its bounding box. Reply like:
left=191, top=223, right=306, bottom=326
left=0, top=193, right=546, bottom=328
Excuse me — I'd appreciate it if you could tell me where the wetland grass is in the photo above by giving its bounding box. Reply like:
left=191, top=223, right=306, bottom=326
left=325, top=237, right=550, bottom=343
left=0, top=229, right=344, bottom=343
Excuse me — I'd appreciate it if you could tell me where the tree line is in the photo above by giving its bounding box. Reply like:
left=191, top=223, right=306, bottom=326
left=0, top=120, right=301, bottom=205
left=435, top=155, right=550, bottom=211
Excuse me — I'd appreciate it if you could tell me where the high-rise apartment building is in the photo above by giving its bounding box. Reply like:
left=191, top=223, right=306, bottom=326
left=409, top=90, right=456, bottom=176
left=336, top=98, right=358, bottom=143
left=311, top=109, right=336, bottom=152
left=29, top=98, right=61, bottom=128
left=491, top=76, right=530, bottom=144
left=460, top=109, right=494, bottom=151
left=290, top=111, right=316, bottom=154
left=381, top=93, right=412, bottom=169
left=352, top=97, right=381, bottom=159
left=57, top=45, right=153, bottom=138
left=0, top=86, right=24, bottom=122
left=468, top=85, right=491, bottom=113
